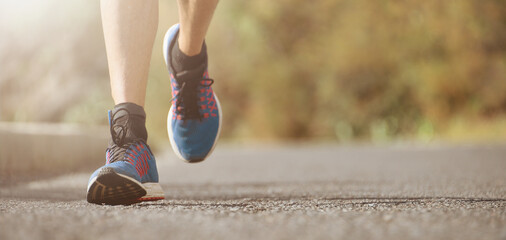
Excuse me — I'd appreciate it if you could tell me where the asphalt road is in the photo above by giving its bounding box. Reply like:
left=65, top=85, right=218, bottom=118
left=1, top=143, right=505, bottom=240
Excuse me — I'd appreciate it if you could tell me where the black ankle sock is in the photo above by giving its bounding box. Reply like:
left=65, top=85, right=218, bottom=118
left=171, top=38, right=207, bottom=74
left=111, top=102, right=148, bottom=142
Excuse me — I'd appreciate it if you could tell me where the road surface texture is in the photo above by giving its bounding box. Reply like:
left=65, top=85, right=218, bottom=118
left=1, top=144, right=505, bottom=240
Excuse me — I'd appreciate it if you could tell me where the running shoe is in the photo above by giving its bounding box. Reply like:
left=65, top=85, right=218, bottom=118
left=163, top=23, right=222, bottom=163
left=87, top=107, right=164, bottom=205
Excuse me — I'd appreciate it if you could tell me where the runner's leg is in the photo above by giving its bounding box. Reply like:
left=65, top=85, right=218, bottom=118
left=86, top=0, right=163, bottom=205
left=101, top=0, right=159, bottom=106
left=176, top=0, right=219, bottom=56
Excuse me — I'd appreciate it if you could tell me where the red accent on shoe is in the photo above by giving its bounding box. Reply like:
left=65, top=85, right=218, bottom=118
left=138, top=196, right=165, bottom=202
left=207, top=97, right=217, bottom=113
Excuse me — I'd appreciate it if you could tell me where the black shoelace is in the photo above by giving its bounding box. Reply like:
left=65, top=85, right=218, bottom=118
left=172, top=78, right=214, bottom=121
left=107, top=109, right=145, bottom=164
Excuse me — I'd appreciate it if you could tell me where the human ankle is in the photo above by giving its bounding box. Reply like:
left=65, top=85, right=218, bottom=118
left=110, top=102, right=148, bottom=143
left=171, top=38, right=207, bottom=74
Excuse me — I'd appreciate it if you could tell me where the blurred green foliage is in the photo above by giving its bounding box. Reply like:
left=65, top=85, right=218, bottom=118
left=1, top=0, right=506, bottom=144
left=199, top=0, right=506, bottom=142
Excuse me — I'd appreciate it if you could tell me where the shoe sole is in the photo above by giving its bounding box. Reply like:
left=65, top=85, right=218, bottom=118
left=87, top=168, right=164, bottom=205
left=163, top=24, right=223, bottom=163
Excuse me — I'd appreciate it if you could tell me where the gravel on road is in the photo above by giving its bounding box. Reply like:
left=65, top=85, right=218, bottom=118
left=1, top=144, right=505, bottom=240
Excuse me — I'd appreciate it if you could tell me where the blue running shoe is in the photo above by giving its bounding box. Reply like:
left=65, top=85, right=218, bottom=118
left=87, top=106, right=164, bottom=205
left=163, top=24, right=222, bottom=163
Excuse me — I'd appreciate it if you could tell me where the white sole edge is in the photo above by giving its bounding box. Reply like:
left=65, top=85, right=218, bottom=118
left=140, top=182, right=165, bottom=199
left=87, top=176, right=97, bottom=192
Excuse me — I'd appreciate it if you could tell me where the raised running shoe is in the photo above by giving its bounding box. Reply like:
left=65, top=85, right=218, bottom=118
left=163, top=23, right=222, bottom=163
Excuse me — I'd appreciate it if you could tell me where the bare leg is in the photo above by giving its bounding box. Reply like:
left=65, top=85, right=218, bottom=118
left=101, top=0, right=158, bottom=106
left=177, top=0, right=219, bottom=56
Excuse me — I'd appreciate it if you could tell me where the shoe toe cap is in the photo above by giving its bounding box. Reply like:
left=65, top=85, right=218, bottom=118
left=88, top=162, right=141, bottom=184
left=170, top=118, right=219, bottom=162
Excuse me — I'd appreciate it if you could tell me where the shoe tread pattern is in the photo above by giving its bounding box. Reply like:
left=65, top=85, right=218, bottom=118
left=86, top=167, right=146, bottom=205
